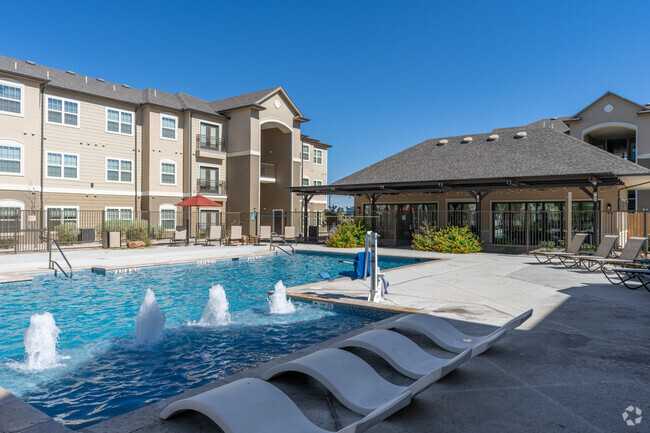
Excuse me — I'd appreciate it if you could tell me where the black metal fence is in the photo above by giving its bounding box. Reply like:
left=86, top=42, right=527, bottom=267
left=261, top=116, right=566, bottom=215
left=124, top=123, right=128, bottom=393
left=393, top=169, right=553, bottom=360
left=2, top=208, right=646, bottom=254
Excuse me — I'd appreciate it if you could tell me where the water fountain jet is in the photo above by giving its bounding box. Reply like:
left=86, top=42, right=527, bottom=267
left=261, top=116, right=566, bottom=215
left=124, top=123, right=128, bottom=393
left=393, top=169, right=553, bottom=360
left=23, top=312, right=66, bottom=371
left=268, top=280, right=296, bottom=314
left=135, top=289, right=166, bottom=345
left=197, top=284, right=231, bottom=326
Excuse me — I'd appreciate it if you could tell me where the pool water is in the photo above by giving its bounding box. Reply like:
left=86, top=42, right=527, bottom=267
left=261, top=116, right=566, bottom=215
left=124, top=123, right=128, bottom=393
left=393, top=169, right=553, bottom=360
left=0, top=252, right=425, bottom=429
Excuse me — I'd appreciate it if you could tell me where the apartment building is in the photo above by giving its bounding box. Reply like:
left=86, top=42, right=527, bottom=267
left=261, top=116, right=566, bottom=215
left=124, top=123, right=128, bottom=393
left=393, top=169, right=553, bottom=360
left=0, top=55, right=329, bottom=235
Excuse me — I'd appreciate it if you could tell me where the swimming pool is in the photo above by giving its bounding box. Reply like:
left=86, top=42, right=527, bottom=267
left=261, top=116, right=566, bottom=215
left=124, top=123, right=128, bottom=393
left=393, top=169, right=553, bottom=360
left=0, top=251, right=426, bottom=429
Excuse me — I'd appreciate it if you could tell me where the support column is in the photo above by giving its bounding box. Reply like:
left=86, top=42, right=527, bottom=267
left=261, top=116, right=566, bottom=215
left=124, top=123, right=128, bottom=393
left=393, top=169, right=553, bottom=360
left=472, top=190, right=487, bottom=241
left=302, top=194, right=312, bottom=241
left=593, top=186, right=599, bottom=247
left=565, top=191, right=572, bottom=247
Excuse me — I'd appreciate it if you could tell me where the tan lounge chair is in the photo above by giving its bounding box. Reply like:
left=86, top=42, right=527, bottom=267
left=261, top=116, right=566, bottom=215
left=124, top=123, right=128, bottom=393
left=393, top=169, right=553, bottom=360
left=205, top=225, right=222, bottom=246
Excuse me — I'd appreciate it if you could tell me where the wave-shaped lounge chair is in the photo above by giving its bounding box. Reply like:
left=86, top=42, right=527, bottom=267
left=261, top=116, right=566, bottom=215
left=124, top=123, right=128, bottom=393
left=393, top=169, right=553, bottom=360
left=332, top=328, right=472, bottom=379
left=160, top=377, right=412, bottom=433
left=557, top=234, right=618, bottom=268
left=578, top=236, right=646, bottom=272
left=532, top=233, right=589, bottom=264
left=378, top=310, right=532, bottom=356
left=262, top=347, right=469, bottom=415
left=602, top=267, right=650, bottom=292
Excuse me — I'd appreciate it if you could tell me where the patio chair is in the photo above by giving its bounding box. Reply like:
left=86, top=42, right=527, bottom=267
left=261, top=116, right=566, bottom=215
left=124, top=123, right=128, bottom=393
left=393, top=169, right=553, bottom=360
left=378, top=309, right=533, bottom=356
left=578, top=237, right=646, bottom=272
left=258, top=225, right=271, bottom=245
left=170, top=226, right=188, bottom=246
left=602, top=267, right=650, bottom=292
left=205, top=225, right=222, bottom=246
left=160, top=377, right=412, bottom=433
left=229, top=225, right=242, bottom=245
left=557, top=234, right=618, bottom=268
left=332, top=328, right=472, bottom=379
left=284, top=226, right=297, bottom=245
left=262, top=347, right=467, bottom=415
left=532, top=233, right=589, bottom=264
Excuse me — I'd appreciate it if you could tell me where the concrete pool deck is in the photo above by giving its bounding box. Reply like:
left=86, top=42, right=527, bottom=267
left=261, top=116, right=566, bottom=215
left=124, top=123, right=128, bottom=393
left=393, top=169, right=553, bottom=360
left=0, top=245, right=648, bottom=432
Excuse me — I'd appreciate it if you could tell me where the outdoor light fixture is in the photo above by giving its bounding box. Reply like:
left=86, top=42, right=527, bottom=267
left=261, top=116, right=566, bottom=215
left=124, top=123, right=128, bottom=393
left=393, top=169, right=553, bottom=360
left=607, top=203, right=612, bottom=212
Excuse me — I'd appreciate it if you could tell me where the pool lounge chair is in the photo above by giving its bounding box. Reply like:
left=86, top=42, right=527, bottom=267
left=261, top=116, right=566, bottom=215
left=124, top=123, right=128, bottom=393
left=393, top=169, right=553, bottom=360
left=205, top=225, right=222, bottom=246
left=332, top=328, right=474, bottom=379
left=229, top=226, right=242, bottom=245
left=602, top=267, right=650, bottom=292
left=532, top=233, right=589, bottom=264
left=160, top=377, right=412, bottom=433
left=262, top=347, right=469, bottom=415
left=258, top=225, right=271, bottom=245
left=578, top=236, right=646, bottom=272
left=170, top=227, right=188, bottom=246
left=378, top=310, right=533, bottom=356
left=557, top=234, right=618, bottom=268
left=284, top=226, right=297, bottom=245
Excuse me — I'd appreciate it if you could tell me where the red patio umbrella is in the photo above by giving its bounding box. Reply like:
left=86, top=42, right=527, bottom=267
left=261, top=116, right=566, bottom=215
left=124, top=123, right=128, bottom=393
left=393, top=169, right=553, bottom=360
left=175, top=194, right=223, bottom=243
left=175, top=194, right=223, bottom=208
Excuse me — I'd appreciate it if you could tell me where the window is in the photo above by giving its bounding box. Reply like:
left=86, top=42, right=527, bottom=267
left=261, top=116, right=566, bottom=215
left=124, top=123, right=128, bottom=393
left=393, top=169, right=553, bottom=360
left=0, top=79, right=23, bottom=116
left=160, top=206, right=176, bottom=230
left=0, top=141, right=22, bottom=175
left=0, top=200, right=23, bottom=234
left=106, top=108, right=133, bottom=135
left=313, top=148, right=323, bottom=164
left=47, top=97, right=79, bottom=127
left=106, top=158, right=133, bottom=182
left=313, top=180, right=323, bottom=186
left=199, top=123, right=222, bottom=150
left=106, top=207, right=133, bottom=220
left=302, top=144, right=310, bottom=161
left=302, top=177, right=309, bottom=186
left=161, top=160, right=176, bottom=185
left=46, top=152, right=78, bottom=179
left=46, top=207, right=78, bottom=228
left=161, top=114, right=177, bottom=140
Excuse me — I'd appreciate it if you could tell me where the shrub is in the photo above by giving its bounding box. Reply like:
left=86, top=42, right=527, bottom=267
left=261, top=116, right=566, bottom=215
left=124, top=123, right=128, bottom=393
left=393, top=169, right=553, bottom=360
left=57, top=223, right=80, bottom=245
left=326, top=219, right=370, bottom=248
left=0, top=238, right=14, bottom=249
left=412, top=225, right=482, bottom=254
left=96, top=219, right=163, bottom=241
left=538, top=240, right=555, bottom=251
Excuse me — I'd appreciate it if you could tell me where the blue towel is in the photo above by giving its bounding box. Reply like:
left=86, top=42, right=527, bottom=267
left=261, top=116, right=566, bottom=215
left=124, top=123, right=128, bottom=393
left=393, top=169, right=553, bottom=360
left=353, top=252, right=370, bottom=279
left=319, top=271, right=332, bottom=280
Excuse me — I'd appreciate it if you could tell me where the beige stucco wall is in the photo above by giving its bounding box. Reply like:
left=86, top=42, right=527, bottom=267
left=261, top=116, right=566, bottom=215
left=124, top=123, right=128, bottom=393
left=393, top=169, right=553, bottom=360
left=567, top=93, right=650, bottom=210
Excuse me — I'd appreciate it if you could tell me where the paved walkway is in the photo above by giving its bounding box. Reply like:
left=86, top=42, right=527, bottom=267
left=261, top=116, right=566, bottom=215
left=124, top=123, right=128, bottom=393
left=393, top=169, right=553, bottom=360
left=0, top=246, right=648, bottom=432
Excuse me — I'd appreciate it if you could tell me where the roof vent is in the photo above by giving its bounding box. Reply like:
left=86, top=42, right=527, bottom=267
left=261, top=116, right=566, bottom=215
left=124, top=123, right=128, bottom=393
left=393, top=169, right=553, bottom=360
left=462, top=136, right=473, bottom=143
left=437, top=139, right=448, bottom=146
left=550, top=117, right=558, bottom=120
left=66, top=70, right=76, bottom=75
left=515, top=131, right=527, bottom=138
left=25, top=60, right=35, bottom=65
left=487, top=134, right=499, bottom=141
left=122, top=84, right=130, bottom=88
left=96, top=78, right=105, bottom=82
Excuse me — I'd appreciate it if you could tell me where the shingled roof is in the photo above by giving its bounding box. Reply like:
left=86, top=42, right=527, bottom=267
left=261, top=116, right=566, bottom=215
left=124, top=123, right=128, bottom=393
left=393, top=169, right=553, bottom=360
left=334, top=126, right=648, bottom=186
left=0, top=55, right=282, bottom=118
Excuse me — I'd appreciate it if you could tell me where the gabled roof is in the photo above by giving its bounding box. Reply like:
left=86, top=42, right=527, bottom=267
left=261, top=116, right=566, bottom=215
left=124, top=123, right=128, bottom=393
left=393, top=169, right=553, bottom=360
left=568, top=91, right=646, bottom=120
left=0, top=55, right=298, bottom=119
left=209, top=86, right=304, bottom=117
left=333, top=126, right=648, bottom=187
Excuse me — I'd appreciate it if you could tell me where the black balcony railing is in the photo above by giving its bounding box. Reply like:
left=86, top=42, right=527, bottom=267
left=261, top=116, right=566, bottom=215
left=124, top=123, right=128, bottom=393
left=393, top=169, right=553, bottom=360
left=196, top=134, right=226, bottom=152
left=197, top=179, right=226, bottom=195
left=260, top=163, right=276, bottom=179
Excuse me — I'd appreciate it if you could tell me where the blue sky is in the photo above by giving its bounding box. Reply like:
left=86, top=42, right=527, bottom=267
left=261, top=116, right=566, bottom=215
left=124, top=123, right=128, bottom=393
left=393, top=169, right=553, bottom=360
left=4, top=0, right=650, bottom=207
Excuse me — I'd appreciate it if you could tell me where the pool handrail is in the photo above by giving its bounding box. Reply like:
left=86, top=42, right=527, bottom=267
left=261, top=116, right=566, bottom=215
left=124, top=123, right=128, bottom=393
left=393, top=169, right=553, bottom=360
left=49, top=239, right=72, bottom=278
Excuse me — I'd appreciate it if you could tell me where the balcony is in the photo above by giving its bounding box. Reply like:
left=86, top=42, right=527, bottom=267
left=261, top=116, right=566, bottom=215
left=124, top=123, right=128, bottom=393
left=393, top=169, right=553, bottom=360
left=260, top=163, right=276, bottom=183
left=196, top=179, right=226, bottom=196
left=196, top=134, right=226, bottom=159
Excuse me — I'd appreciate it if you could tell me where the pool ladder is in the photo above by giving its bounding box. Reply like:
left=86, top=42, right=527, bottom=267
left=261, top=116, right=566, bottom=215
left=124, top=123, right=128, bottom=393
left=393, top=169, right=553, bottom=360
left=270, top=232, right=295, bottom=256
left=49, top=240, right=73, bottom=278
